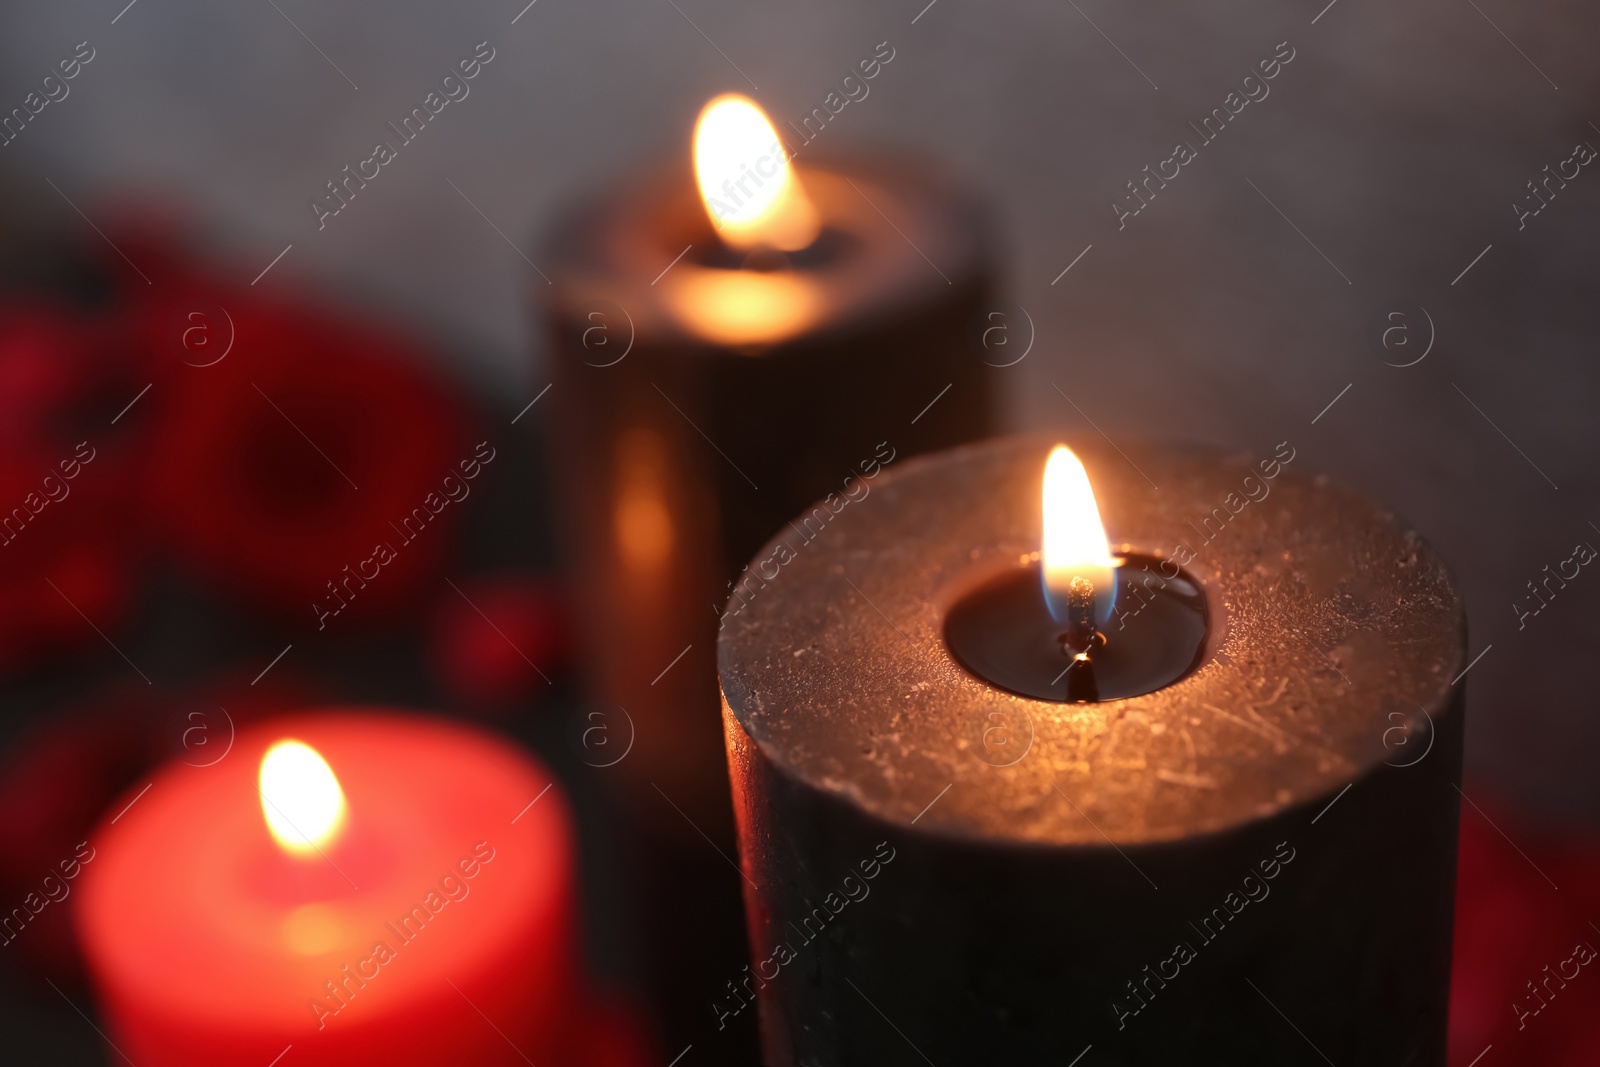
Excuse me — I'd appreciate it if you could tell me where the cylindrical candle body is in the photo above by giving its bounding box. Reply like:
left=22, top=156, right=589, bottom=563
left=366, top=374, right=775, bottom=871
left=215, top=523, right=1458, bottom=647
left=720, top=436, right=1466, bottom=1064
left=541, top=151, right=996, bottom=811
left=539, top=150, right=997, bottom=1054
left=77, top=712, right=578, bottom=1066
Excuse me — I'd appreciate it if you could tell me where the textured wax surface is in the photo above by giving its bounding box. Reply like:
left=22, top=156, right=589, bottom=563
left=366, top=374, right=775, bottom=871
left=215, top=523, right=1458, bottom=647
left=719, top=435, right=1466, bottom=845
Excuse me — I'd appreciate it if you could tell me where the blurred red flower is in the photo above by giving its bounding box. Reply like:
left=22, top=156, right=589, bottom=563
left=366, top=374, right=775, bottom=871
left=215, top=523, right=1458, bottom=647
left=1449, top=795, right=1600, bottom=1065
left=0, top=301, right=144, bottom=672
left=429, top=572, right=571, bottom=710
left=133, top=267, right=473, bottom=630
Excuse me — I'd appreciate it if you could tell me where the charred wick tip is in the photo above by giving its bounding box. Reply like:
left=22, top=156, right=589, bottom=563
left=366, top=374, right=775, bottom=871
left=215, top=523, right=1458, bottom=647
left=1063, top=575, right=1098, bottom=650
left=1061, top=577, right=1103, bottom=703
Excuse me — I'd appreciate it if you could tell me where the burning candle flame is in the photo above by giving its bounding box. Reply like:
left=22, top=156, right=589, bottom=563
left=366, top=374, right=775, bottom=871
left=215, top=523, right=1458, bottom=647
left=693, top=94, right=820, bottom=252
left=259, top=740, right=346, bottom=855
left=1041, top=445, right=1119, bottom=627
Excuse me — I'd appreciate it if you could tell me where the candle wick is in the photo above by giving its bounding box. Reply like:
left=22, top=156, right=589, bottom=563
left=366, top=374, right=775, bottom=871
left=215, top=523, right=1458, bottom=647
left=1064, top=576, right=1096, bottom=648
left=1061, top=576, right=1102, bottom=703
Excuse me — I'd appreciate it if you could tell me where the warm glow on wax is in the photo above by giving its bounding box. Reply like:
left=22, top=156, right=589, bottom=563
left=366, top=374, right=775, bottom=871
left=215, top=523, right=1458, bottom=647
left=1041, top=445, right=1119, bottom=626
left=693, top=94, right=821, bottom=252
left=259, top=739, right=346, bottom=855
left=668, top=268, right=821, bottom=345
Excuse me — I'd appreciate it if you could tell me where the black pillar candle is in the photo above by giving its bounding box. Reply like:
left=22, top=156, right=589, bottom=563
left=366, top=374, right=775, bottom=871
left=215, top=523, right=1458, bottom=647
left=719, top=435, right=1466, bottom=1064
left=537, top=96, right=996, bottom=1058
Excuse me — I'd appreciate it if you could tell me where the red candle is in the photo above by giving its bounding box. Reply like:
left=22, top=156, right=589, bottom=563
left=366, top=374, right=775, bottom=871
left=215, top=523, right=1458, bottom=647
left=76, top=711, right=577, bottom=1066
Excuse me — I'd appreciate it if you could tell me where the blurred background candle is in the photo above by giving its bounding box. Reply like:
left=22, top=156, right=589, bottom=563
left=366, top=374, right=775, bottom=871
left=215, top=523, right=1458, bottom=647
left=77, top=711, right=582, bottom=1067
left=538, top=92, right=998, bottom=1056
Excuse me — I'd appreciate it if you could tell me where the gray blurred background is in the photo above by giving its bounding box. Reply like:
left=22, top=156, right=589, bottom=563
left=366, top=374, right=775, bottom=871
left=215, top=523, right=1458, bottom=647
left=2, top=0, right=1595, bottom=827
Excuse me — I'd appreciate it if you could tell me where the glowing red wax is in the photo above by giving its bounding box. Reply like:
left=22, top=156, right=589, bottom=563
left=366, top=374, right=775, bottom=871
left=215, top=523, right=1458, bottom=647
left=76, top=712, right=577, bottom=1066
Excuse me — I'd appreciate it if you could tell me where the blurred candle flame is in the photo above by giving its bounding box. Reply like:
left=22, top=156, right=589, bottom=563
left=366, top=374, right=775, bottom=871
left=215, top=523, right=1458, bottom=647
left=259, top=739, right=346, bottom=855
left=1041, top=445, right=1119, bottom=626
left=693, top=94, right=820, bottom=252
